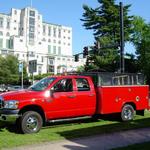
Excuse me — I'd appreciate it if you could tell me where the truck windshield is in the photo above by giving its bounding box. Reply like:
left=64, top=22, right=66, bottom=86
left=29, top=77, right=56, bottom=91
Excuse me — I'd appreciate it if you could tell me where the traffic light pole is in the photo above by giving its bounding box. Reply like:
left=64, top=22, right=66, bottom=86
left=120, top=2, right=125, bottom=73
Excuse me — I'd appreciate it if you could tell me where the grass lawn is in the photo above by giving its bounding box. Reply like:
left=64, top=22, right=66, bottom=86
left=1, top=111, right=150, bottom=149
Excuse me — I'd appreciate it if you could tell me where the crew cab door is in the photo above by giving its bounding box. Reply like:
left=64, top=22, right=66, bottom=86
left=46, top=77, right=96, bottom=119
left=73, top=77, right=96, bottom=116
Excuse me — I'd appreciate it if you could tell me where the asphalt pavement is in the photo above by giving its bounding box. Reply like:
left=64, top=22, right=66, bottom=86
left=3, top=127, right=150, bottom=150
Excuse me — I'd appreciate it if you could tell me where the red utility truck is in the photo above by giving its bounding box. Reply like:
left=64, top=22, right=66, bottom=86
left=0, top=72, right=149, bottom=134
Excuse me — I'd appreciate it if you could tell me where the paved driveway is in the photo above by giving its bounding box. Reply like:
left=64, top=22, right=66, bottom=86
left=4, top=127, right=150, bottom=150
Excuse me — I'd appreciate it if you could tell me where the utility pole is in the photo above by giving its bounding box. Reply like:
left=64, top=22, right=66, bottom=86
left=19, top=61, right=24, bottom=89
left=120, top=2, right=125, bottom=73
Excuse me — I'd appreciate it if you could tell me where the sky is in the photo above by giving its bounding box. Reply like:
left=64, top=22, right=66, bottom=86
left=0, top=0, right=150, bottom=55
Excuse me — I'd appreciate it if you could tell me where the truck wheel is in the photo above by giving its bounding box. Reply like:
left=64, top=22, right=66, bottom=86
left=121, top=104, right=135, bottom=121
left=20, top=111, right=43, bottom=134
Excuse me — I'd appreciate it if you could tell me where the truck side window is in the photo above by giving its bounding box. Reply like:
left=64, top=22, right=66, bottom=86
left=76, top=78, right=90, bottom=91
left=53, top=79, right=73, bottom=92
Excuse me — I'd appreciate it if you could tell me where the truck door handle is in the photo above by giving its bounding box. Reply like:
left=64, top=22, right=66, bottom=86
left=89, top=94, right=94, bottom=97
left=68, top=95, right=76, bottom=98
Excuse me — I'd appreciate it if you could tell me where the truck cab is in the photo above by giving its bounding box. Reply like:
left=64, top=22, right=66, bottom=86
left=0, top=75, right=96, bottom=134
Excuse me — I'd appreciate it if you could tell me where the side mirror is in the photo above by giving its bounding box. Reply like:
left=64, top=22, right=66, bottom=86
left=44, top=90, right=53, bottom=98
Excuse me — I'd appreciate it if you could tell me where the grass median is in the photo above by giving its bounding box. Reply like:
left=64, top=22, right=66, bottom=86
left=0, top=111, right=150, bottom=149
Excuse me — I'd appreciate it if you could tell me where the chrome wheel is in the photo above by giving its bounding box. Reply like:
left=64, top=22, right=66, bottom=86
left=26, top=116, right=38, bottom=131
left=20, top=111, right=43, bottom=134
left=121, top=104, right=135, bottom=121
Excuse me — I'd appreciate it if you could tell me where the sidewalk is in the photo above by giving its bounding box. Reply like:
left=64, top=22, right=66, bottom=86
left=4, top=127, right=150, bottom=150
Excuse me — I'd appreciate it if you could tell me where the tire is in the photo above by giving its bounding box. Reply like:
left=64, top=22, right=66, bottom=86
left=121, top=104, right=135, bottom=121
left=19, top=111, right=43, bottom=134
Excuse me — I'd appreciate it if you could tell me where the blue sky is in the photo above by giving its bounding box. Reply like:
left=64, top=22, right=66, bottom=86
left=0, top=0, right=149, bottom=54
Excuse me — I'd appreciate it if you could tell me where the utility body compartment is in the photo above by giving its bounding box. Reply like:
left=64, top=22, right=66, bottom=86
left=81, top=72, right=149, bottom=115
left=96, top=85, right=149, bottom=114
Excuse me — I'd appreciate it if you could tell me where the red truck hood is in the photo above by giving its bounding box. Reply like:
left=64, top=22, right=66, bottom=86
left=0, top=89, right=43, bottom=101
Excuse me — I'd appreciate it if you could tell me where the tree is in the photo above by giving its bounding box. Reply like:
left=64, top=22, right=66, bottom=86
left=0, top=55, right=19, bottom=84
left=131, top=16, right=150, bottom=84
left=81, top=0, right=133, bottom=71
left=0, top=55, right=29, bottom=85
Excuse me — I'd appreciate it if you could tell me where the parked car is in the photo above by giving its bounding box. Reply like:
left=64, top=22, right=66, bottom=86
left=7, top=85, right=22, bottom=91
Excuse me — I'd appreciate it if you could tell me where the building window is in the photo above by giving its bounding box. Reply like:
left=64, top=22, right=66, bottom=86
left=0, top=31, right=3, bottom=36
left=14, top=27, right=16, bottom=30
left=48, top=26, right=51, bottom=36
left=14, top=20, right=17, bottom=22
left=20, top=39, right=23, bottom=42
left=41, top=56, right=44, bottom=62
left=42, top=38, right=46, bottom=42
left=48, top=45, right=51, bottom=54
left=38, top=66, right=42, bottom=74
left=0, top=17, right=3, bottom=27
left=58, top=46, right=61, bottom=55
left=30, top=10, right=35, bottom=17
left=48, top=65, right=54, bottom=73
left=6, top=39, right=10, bottom=49
left=29, top=16, right=35, bottom=44
left=53, top=46, right=56, bottom=54
left=43, top=25, right=46, bottom=34
left=29, top=18, right=35, bottom=25
left=53, top=39, right=56, bottom=43
left=9, top=39, right=13, bottom=49
left=58, top=40, right=61, bottom=44
left=58, top=28, right=61, bottom=38
left=1, top=50, right=7, bottom=54
left=6, top=32, right=10, bottom=37
left=29, top=33, right=34, bottom=39
left=14, top=10, right=17, bottom=15
left=53, top=27, right=56, bottom=37
left=29, top=25, right=35, bottom=32
left=68, top=37, right=70, bottom=39
left=0, top=38, right=3, bottom=48
left=68, top=30, right=71, bottom=33
left=29, top=51, right=35, bottom=57
left=48, top=39, right=51, bottom=43
left=6, top=39, right=13, bottom=49
left=7, top=19, right=10, bottom=29
left=49, top=59, right=54, bottom=65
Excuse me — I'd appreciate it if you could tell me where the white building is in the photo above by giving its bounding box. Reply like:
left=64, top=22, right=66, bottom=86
left=0, top=7, right=85, bottom=75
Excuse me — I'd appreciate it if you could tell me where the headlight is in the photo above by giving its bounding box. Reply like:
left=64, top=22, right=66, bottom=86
left=4, top=100, right=19, bottom=109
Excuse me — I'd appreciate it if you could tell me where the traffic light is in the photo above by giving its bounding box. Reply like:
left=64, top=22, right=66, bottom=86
left=74, top=54, right=79, bottom=62
left=83, top=46, right=88, bottom=58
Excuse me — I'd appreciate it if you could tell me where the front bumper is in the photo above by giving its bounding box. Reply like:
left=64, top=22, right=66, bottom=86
left=0, top=109, right=20, bottom=123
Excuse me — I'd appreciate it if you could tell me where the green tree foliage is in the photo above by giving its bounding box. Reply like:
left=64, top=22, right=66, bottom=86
left=81, top=0, right=133, bottom=71
left=131, top=16, right=150, bottom=84
left=33, top=73, right=54, bottom=81
left=0, top=55, right=29, bottom=85
left=0, top=55, right=19, bottom=84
